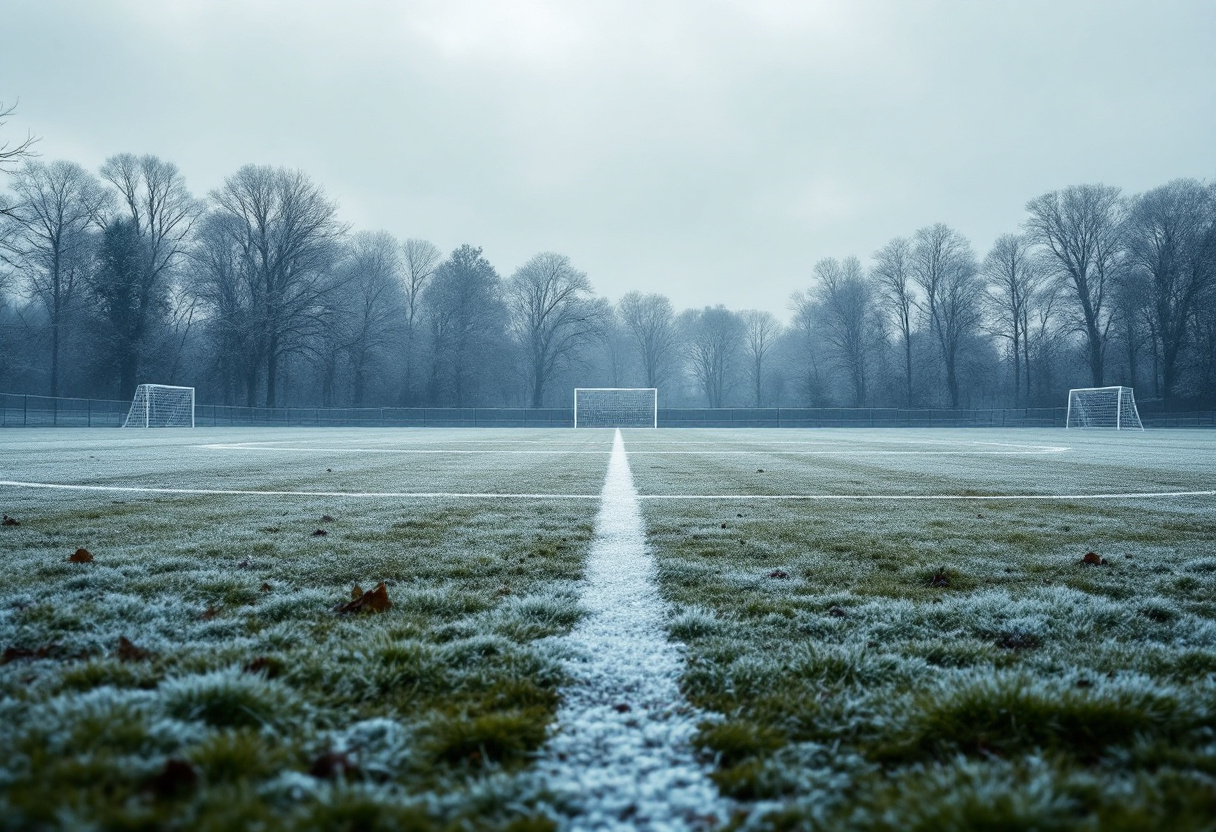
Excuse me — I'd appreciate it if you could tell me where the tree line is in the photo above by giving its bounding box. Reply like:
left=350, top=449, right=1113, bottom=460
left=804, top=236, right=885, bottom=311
left=2, top=115, right=1214, bottom=410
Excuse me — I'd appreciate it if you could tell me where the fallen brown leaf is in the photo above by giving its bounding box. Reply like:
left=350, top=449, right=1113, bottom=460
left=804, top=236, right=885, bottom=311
left=199, top=605, right=219, bottom=621
left=146, top=758, right=198, bottom=799
left=335, top=581, right=392, bottom=614
left=1081, top=551, right=1108, bottom=566
left=1, top=515, right=19, bottom=526
left=243, top=656, right=280, bottom=677
left=116, top=636, right=151, bottom=662
left=2, top=643, right=56, bottom=664
left=309, top=751, right=356, bottom=780
left=260, top=582, right=273, bottom=592
left=350, top=584, right=364, bottom=600
left=767, top=569, right=790, bottom=579
left=68, top=548, right=93, bottom=563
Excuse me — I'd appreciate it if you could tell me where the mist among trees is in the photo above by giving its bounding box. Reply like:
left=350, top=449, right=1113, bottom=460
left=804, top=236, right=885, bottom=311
left=2, top=121, right=1214, bottom=411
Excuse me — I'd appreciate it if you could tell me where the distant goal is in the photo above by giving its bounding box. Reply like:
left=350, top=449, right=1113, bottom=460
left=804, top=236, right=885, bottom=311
left=1065, top=386, right=1143, bottom=430
left=122, top=384, right=195, bottom=428
left=574, top=388, right=658, bottom=428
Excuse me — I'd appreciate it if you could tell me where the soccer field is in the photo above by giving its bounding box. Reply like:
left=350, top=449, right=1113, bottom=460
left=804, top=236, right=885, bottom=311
left=2, top=427, right=1215, bottom=830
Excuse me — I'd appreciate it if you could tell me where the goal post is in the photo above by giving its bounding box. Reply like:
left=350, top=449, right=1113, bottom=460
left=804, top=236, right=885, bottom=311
left=1065, top=386, right=1143, bottom=430
left=122, top=384, right=195, bottom=428
left=574, top=388, right=658, bottom=428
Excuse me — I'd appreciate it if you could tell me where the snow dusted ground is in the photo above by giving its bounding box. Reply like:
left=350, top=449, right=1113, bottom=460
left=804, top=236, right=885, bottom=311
left=535, top=429, right=728, bottom=830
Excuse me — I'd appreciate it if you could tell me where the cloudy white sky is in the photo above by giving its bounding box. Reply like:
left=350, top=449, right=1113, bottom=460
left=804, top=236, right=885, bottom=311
left=2, top=0, right=1213, bottom=316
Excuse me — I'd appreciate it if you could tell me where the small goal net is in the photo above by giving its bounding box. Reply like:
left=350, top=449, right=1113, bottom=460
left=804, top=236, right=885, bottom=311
left=1065, top=386, right=1143, bottom=430
left=574, top=388, right=658, bottom=428
left=122, top=384, right=195, bottom=428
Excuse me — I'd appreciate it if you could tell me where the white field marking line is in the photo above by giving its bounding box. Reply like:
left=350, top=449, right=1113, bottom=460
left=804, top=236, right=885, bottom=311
left=535, top=429, right=728, bottom=830
left=637, top=490, right=1216, bottom=500
left=0, top=481, right=599, bottom=499
left=2, top=481, right=1212, bottom=501
left=197, top=442, right=1069, bottom=457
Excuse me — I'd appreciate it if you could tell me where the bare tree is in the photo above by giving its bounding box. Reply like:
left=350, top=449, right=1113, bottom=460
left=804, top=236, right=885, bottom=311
left=0, top=100, right=38, bottom=184
left=0, top=160, right=108, bottom=395
left=336, top=231, right=405, bottom=406
left=741, top=309, right=782, bottom=406
left=400, top=237, right=441, bottom=404
left=1124, top=179, right=1216, bottom=400
left=617, top=291, right=679, bottom=388
left=871, top=236, right=917, bottom=406
left=506, top=251, right=604, bottom=407
left=680, top=305, right=744, bottom=407
left=912, top=223, right=982, bottom=408
left=981, top=233, right=1043, bottom=406
left=97, top=154, right=202, bottom=398
left=800, top=256, right=872, bottom=406
left=1024, top=184, right=1126, bottom=387
left=422, top=244, right=507, bottom=406
left=186, top=211, right=259, bottom=405
left=209, top=165, right=346, bottom=406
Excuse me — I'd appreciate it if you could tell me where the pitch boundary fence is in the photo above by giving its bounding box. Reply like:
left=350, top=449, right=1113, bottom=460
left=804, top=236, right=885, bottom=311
left=3, top=393, right=1214, bottom=429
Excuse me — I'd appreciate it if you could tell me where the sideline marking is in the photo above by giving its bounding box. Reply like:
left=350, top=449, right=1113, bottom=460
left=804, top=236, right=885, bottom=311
left=198, top=442, right=1069, bottom=456
left=535, top=429, right=728, bottom=828
left=1, top=481, right=1211, bottom=501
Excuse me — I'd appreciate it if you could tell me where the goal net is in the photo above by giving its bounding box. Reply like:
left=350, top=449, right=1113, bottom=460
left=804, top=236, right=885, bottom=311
left=1065, top=386, right=1143, bottom=430
left=122, top=384, right=195, bottom=428
left=574, top=388, right=658, bottom=428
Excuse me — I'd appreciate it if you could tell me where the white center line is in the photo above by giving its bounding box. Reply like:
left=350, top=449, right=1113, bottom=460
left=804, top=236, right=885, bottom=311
left=535, top=429, right=728, bottom=830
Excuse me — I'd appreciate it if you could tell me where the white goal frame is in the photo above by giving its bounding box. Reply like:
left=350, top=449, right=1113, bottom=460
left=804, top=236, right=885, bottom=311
left=1065, top=386, right=1143, bottom=430
left=573, top=388, right=658, bottom=428
left=122, top=384, right=195, bottom=428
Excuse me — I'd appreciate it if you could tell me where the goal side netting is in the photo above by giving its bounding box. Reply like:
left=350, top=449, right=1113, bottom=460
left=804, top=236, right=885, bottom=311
left=122, top=384, right=195, bottom=428
left=1065, top=386, right=1143, bottom=430
left=574, top=388, right=658, bottom=428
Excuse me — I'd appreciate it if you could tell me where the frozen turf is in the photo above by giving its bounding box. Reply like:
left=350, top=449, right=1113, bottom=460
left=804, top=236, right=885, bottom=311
left=2, top=426, right=1215, bottom=829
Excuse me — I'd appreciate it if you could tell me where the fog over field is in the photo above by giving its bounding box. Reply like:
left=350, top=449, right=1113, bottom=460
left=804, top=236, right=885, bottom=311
left=1, top=1, right=1214, bottom=411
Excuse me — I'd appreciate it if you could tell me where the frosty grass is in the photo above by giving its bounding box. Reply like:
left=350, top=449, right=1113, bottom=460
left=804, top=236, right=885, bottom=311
left=1, top=426, right=1215, bottom=830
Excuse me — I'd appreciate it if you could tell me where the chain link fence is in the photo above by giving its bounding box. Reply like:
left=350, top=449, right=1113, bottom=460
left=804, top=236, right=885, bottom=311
left=3, top=392, right=1214, bottom=429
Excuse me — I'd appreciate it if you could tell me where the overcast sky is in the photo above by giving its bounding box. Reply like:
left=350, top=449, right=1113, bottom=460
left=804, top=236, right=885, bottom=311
left=2, top=0, right=1213, bottom=317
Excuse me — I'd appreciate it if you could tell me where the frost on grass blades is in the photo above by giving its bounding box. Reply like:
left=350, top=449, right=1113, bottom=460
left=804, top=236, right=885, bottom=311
left=534, top=429, right=728, bottom=830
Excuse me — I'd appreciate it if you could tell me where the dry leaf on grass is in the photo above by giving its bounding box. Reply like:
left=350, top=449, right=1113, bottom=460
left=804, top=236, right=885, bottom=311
left=260, top=582, right=273, bottom=592
left=145, top=759, right=198, bottom=799
left=335, top=581, right=392, bottom=614
left=68, top=548, right=93, bottom=563
left=309, top=751, right=357, bottom=780
left=1, top=515, right=19, bottom=526
left=243, top=656, right=281, bottom=677
left=198, top=605, right=219, bottom=621
left=1, top=643, right=57, bottom=664
left=1081, top=551, right=1109, bottom=566
left=767, top=569, right=790, bottom=579
left=116, top=636, right=151, bottom=662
